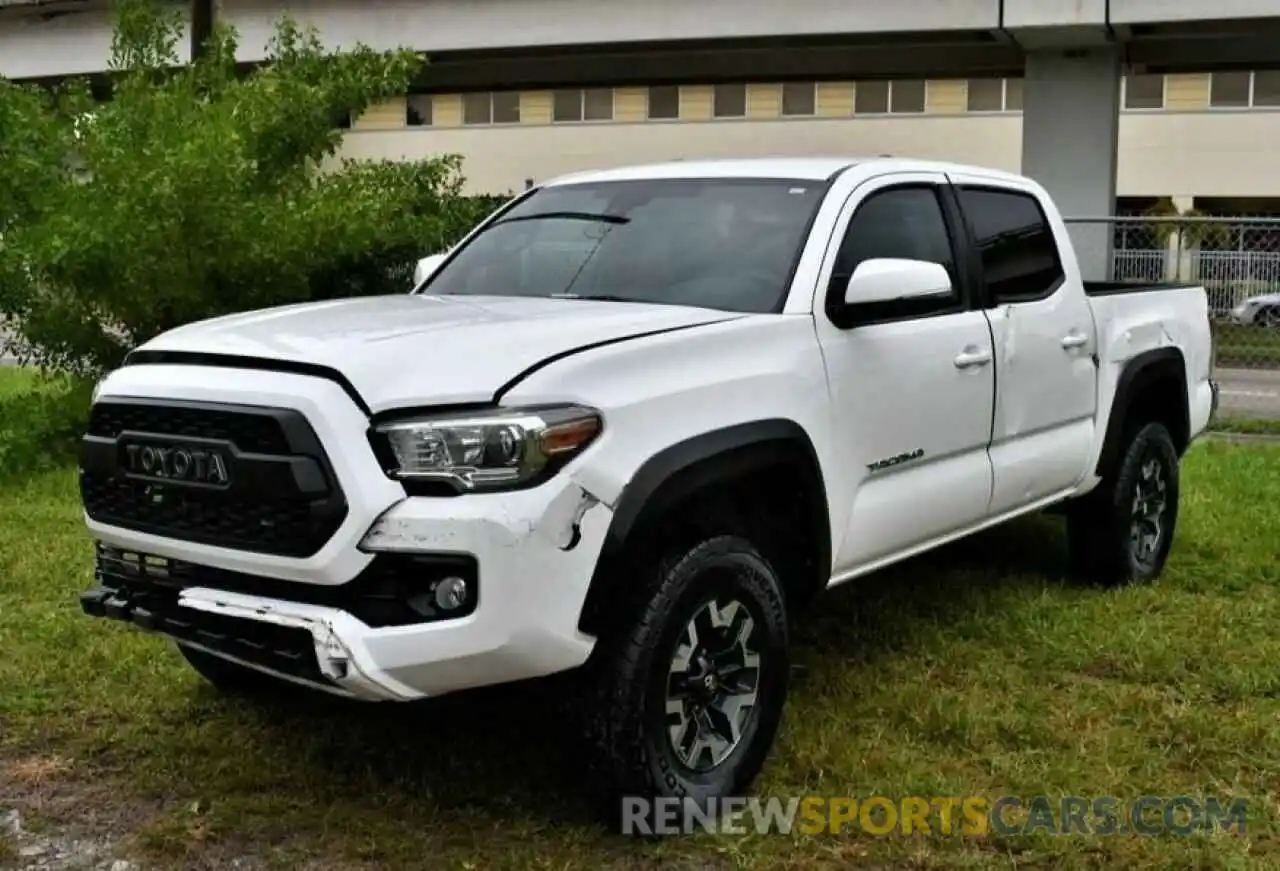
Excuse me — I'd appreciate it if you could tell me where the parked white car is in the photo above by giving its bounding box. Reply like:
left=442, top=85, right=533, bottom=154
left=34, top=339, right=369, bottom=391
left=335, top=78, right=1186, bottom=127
left=79, top=157, right=1217, bottom=813
left=1230, top=293, right=1280, bottom=326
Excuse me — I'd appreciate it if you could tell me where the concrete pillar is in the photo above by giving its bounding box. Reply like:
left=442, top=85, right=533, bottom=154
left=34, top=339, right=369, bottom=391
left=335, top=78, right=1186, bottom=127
left=1020, top=47, right=1121, bottom=282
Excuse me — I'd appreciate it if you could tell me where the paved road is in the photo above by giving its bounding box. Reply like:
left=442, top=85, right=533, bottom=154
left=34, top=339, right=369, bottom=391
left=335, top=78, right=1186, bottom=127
left=1216, top=367, right=1280, bottom=420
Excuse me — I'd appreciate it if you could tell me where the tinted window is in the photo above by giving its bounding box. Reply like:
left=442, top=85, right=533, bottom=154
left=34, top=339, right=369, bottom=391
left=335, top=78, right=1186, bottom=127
left=424, top=179, right=827, bottom=314
left=831, top=186, right=957, bottom=289
left=825, top=186, right=959, bottom=324
left=956, top=188, right=1065, bottom=303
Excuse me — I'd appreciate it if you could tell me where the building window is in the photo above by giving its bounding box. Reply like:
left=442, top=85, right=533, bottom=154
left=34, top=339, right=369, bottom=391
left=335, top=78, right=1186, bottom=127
left=492, top=92, right=520, bottom=123
left=967, top=78, right=1029, bottom=113
left=463, top=91, right=520, bottom=125
left=463, top=93, right=490, bottom=124
left=1210, top=71, right=1253, bottom=107
left=967, top=78, right=1023, bottom=112
left=966, top=78, right=1004, bottom=112
left=854, top=81, right=889, bottom=114
left=335, top=109, right=352, bottom=129
left=713, top=83, right=746, bottom=117
left=552, top=89, right=580, bottom=122
left=552, top=88, right=614, bottom=122
left=584, top=88, right=613, bottom=121
left=889, top=80, right=925, bottom=113
left=1253, top=71, right=1280, bottom=107
left=406, top=94, right=432, bottom=126
left=648, top=85, right=680, bottom=119
left=1123, top=74, right=1164, bottom=109
left=855, top=80, right=924, bottom=114
left=781, top=82, right=815, bottom=116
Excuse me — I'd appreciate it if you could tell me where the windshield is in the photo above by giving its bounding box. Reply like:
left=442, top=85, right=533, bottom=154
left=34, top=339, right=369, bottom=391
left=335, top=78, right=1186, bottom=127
left=420, top=178, right=827, bottom=313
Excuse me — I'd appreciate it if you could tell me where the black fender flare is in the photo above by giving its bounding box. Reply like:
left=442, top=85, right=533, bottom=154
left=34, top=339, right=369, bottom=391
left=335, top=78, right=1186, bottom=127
left=577, top=419, right=831, bottom=635
left=1094, top=347, right=1189, bottom=478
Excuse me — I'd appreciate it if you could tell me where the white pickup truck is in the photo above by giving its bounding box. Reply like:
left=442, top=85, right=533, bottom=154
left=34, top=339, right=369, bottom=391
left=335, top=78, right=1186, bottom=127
left=79, top=157, right=1217, bottom=812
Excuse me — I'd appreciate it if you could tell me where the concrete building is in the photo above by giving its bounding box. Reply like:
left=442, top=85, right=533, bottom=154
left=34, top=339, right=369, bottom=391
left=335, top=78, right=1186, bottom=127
left=8, top=0, right=1280, bottom=278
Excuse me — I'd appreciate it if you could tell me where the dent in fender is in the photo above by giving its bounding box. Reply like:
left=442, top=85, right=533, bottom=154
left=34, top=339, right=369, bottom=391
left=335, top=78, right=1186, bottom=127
left=538, top=482, right=602, bottom=552
left=1094, top=346, right=1188, bottom=477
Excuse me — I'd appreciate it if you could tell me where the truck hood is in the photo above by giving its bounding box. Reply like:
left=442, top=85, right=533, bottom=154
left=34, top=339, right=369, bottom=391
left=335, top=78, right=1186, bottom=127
left=130, top=294, right=741, bottom=412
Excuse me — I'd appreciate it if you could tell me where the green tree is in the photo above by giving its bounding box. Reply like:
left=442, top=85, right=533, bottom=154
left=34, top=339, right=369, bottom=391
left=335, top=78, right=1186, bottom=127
left=0, top=0, right=490, bottom=378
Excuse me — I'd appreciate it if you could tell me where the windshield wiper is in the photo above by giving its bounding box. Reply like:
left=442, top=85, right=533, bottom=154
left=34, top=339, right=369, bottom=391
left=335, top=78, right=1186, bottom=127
left=492, top=210, right=631, bottom=227
left=549, top=293, right=640, bottom=302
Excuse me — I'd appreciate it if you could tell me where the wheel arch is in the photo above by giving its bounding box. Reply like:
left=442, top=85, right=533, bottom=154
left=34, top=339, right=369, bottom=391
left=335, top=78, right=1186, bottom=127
left=1095, top=347, right=1190, bottom=479
left=577, top=419, right=831, bottom=637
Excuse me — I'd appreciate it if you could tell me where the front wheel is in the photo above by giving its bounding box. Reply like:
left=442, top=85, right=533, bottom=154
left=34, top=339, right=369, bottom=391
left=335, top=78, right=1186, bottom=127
left=581, top=534, right=790, bottom=821
left=1067, top=421, right=1180, bottom=586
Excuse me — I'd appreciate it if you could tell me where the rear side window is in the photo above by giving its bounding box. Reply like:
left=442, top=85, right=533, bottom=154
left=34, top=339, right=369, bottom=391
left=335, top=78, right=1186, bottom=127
left=956, top=187, right=1065, bottom=304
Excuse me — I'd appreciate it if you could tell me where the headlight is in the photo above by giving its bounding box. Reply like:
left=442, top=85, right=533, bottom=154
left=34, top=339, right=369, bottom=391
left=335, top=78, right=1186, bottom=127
left=373, top=405, right=602, bottom=493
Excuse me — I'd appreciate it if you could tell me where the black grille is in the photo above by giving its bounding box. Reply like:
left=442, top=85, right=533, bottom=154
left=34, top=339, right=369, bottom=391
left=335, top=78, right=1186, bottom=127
left=79, top=398, right=348, bottom=558
left=88, top=402, right=291, bottom=455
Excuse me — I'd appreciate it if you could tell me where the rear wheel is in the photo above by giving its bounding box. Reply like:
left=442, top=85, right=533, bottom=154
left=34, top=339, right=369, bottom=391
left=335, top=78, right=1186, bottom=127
left=1067, top=421, right=1180, bottom=586
left=580, top=534, right=790, bottom=822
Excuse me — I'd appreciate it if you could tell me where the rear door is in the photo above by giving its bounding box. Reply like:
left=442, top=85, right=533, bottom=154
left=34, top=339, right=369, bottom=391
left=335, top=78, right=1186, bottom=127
left=946, top=174, right=1100, bottom=515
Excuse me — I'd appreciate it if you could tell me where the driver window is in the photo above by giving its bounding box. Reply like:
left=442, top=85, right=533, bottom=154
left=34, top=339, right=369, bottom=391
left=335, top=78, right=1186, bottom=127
left=827, top=185, right=960, bottom=315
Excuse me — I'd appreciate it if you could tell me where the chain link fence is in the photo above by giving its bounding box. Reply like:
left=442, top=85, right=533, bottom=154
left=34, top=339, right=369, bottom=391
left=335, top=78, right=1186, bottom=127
left=1065, top=215, right=1280, bottom=422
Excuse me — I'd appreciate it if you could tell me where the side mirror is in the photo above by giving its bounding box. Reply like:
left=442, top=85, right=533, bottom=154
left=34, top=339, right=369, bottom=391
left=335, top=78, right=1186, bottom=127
left=843, top=258, right=952, bottom=307
left=413, top=253, right=448, bottom=287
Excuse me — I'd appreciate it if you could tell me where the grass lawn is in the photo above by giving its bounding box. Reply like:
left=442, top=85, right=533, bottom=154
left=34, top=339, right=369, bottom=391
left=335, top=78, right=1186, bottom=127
left=1210, top=415, right=1280, bottom=436
left=1, top=418, right=1278, bottom=868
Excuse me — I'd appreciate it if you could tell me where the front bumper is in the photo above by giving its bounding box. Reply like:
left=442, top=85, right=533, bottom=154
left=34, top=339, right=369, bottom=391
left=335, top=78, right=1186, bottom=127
left=80, top=363, right=612, bottom=700
left=82, top=477, right=611, bottom=701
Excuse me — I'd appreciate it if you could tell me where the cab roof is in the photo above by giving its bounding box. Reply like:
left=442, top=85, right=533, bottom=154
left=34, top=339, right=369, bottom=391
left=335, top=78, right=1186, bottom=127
left=541, top=156, right=1029, bottom=187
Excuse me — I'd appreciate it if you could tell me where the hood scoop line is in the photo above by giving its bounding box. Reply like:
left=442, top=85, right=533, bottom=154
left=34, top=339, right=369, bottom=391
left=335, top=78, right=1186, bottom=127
left=122, top=349, right=374, bottom=416
left=491, top=318, right=740, bottom=403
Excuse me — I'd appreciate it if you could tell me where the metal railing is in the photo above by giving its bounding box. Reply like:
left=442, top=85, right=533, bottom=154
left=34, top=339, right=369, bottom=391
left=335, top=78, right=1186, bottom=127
left=1065, top=215, right=1280, bottom=421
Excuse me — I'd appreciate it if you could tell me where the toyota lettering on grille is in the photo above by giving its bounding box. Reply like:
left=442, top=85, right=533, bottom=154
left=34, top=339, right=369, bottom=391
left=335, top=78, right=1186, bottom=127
left=122, top=442, right=231, bottom=488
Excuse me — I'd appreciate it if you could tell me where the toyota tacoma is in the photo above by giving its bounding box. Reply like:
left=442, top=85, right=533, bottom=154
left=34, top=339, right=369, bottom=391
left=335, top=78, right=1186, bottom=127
left=78, top=157, right=1218, bottom=810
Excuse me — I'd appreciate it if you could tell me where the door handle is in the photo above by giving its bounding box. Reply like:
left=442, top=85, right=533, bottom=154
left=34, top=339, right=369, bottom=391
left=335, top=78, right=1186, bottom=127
left=954, top=347, right=992, bottom=369
left=1061, top=331, right=1089, bottom=349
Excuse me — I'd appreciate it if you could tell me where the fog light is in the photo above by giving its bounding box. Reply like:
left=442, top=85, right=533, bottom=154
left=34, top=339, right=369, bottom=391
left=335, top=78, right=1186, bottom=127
left=434, top=576, right=469, bottom=611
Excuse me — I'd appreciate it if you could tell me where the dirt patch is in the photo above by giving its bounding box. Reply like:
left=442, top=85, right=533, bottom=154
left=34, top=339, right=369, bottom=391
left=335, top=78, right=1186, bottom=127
left=0, top=754, right=264, bottom=871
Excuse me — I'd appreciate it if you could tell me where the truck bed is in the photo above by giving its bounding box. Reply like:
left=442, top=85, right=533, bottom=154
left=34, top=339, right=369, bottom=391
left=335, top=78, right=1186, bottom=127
left=1083, top=280, right=1202, bottom=297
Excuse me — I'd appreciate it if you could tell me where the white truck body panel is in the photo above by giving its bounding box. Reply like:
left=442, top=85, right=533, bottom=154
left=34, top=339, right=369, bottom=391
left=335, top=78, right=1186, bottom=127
left=83, top=156, right=1217, bottom=704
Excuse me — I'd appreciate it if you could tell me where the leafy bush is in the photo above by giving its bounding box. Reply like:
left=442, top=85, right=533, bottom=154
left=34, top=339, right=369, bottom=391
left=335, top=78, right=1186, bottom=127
left=0, top=0, right=502, bottom=378
left=0, top=369, right=92, bottom=482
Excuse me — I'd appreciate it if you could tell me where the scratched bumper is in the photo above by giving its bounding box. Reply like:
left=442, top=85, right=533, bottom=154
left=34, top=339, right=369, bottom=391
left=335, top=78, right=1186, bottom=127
left=81, top=477, right=612, bottom=699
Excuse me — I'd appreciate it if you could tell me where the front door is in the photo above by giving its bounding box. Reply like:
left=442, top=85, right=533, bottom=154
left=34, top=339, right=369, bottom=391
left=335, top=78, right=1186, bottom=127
left=815, top=174, right=997, bottom=575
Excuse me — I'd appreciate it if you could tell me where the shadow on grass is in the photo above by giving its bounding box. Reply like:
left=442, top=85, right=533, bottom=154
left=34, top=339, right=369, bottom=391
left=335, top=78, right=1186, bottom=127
left=176, top=512, right=1074, bottom=831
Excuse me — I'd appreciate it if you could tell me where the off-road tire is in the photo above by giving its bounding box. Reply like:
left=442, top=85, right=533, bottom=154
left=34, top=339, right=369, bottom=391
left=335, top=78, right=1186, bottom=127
left=579, top=534, right=790, bottom=828
left=1067, top=421, right=1180, bottom=587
